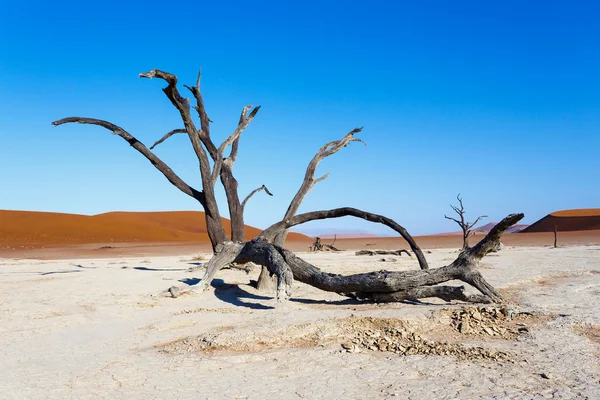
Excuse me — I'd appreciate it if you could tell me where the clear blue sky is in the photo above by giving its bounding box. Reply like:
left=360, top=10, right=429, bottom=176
left=1, top=0, right=598, bottom=236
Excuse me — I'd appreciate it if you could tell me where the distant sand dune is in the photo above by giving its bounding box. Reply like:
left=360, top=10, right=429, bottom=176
left=0, top=210, right=309, bottom=248
left=522, top=208, right=600, bottom=233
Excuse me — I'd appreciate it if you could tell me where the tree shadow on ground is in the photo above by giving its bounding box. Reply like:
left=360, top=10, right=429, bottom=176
left=122, top=266, right=187, bottom=272
left=179, top=278, right=274, bottom=310
left=40, top=270, right=82, bottom=276
left=289, top=297, right=435, bottom=306
left=289, top=297, right=363, bottom=306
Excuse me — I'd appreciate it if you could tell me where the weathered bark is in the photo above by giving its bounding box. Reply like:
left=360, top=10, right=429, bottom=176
left=195, top=213, right=523, bottom=304
left=444, top=194, right=487, bottom=250
left=139, top=69, right=228, bottom=249
left=355, top=249, right=411, bottom=257
left=261, top=207, right=429, bottom=270
left=194, top=241, right=293, bottom=303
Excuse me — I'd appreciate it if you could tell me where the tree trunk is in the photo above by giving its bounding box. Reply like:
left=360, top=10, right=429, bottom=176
left=462, top=229, right=470, bottom=250
left=220, top=165, right=245, bottom=243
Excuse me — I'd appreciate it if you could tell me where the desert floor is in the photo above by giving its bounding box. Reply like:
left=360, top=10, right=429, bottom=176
left=1, top=245, right=599, bottom=399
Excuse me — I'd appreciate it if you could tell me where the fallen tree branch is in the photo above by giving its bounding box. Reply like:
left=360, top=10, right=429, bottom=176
left=191, top=213, right=523, bottom=304
left=262, top=207, right=429, bottom=270
left=355, top=249, right=411, bottom=257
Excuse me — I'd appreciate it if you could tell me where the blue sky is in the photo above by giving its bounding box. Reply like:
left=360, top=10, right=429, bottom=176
left=0, top=0, right=598, bottom=236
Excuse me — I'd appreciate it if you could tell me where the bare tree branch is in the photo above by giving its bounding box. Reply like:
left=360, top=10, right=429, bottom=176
left=139, top=69, right=212, bottom=181
left=444, top=215, right=461, bottom=225
left=241, top=185, right=273, bottom=209
left=139, top=69, right=227, bottom=248
left=466, top=215, right=488, bottom=230
left=211, top=105, right=261, bottom=183
left=183, top=69, right=213, bottom=146
left=273, top=127, right=365, bottom=246
left=180, top=70, right=252, bottom=243
left=51, top=118, right=203, bottom=202
left=149, top=128, right=186, bottom=150
left=261, top=207, right=429, bottom=270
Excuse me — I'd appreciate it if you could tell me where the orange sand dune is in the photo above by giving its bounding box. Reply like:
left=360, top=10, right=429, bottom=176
left=521, top=208, right=600, bottom=233
left=550, top=208, right=600, bottom=217
left=0, top=210, right=309, bottom=249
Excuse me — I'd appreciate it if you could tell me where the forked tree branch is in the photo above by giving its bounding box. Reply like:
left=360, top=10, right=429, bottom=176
left=139, top=69, right=212, bottom=182
left=51, top=118, right=204, bottom=203
left=183, top=69, right=215, bottom=153
left=261, top=207, right=429, bottom=270
left=273, top=127, right=366, bottom=246
left=466, top=215, right=488, bottom=230
left=179, top=70, right=259, bottom=242
left=211, top=105, right=261, bottom=183
left=241, top=185, right=273, bottom=209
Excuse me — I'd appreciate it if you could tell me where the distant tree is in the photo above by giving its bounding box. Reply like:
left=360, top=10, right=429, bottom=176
left=53, top=68, right=522, bottom=305
left=554, top=224, right=559, bottom=248
left=445, top=194, right=487, bottom=250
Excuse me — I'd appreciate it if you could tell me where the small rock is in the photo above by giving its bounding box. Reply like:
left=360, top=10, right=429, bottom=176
left=458, top=321, right=471, bottom=333
left=168, top=286, right=181, bottom=298
left=341, top=342, right=353, bottom=350
left=482, top=326, right=495, bottom=336
left=540, top=373, right=551, bottom=379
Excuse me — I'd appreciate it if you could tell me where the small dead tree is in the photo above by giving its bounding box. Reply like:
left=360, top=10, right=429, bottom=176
left=445, top=194, right=487, bottom=250
left=310, top=236, right=341, bottom=252
left=53, top=69, right=522, bottom=305
left=554, top=224, right=558, bottom=248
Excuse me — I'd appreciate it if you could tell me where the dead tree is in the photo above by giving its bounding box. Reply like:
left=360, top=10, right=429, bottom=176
left=445, top=194, right=487, bottom=250
left=53, top=69, right=522, bottom=305
left=310, top=236, right=341, bottom=252
left=554, top=224, right=558, bottom=248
